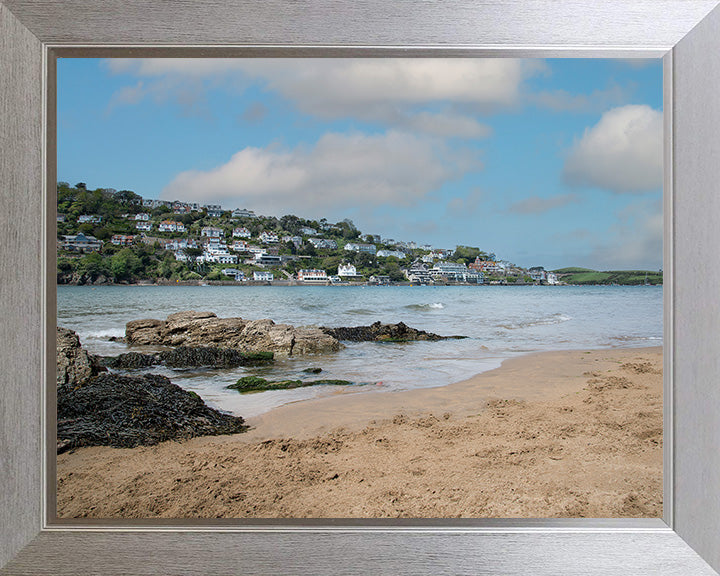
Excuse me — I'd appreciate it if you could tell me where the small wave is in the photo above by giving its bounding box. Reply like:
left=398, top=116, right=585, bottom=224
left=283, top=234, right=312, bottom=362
left=498, top=313, right=572, bottom=330
left=346, top=308, right=375, bottom=315
left=404, top=302, right=445, bottom=311
left=83, top=328, right=125, bottom=339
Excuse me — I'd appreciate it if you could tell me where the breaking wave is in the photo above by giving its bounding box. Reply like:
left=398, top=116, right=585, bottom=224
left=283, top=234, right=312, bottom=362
left=498, top=313, right=572, bottom=330
left=404, top=302, right=445, bottom=311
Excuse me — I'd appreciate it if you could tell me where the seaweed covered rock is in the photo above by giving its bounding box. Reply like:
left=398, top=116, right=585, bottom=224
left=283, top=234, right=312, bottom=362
left=57, top=373, right=247, bottom=453
left=100, top=347, right=274, bottom=370
left=226, top=376, right=353, bottom=393
left=124, top=311, right=342, bottom=356
left=56, top=327, right=106, bottom=387
left=321, top=321, right=465, bottom=342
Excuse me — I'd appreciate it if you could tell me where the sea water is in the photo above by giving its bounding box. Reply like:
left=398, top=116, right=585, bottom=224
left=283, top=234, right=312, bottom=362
left=57, top=285, right=662, bottom=417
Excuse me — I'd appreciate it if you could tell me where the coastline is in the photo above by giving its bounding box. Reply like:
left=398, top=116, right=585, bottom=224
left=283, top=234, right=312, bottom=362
left=57, top=346, right=663, bottom=518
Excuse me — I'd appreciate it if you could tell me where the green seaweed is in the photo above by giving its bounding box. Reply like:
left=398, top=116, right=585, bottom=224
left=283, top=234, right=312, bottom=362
left=226, top=376, right=353, bottom=393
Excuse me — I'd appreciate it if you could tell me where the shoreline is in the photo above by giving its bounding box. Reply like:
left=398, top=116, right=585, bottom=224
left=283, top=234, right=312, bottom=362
left=240, top=345, right=662, bottom=441
left=57, top=346, right=663, bottom=518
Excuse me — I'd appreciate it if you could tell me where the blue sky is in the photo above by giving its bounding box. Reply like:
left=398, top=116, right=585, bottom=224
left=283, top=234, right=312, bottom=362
left=58, top=58, right=663, bottom=270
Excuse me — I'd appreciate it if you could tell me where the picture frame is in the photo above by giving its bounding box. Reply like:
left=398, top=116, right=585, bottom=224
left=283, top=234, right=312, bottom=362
left=2, top=1, right=720, bottom=574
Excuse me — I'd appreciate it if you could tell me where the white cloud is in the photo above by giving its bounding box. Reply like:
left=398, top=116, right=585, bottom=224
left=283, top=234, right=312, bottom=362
left=161, top=131, right=478, bottom=218
left=563, top=105, right=663, bottom=193
left=105, top=58, right=540, bottom=136
left=508, top=193, right=579, bottom=214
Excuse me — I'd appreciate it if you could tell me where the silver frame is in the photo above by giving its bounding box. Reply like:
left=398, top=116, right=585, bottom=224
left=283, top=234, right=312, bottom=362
left=2, top=1, right=720, bottom=574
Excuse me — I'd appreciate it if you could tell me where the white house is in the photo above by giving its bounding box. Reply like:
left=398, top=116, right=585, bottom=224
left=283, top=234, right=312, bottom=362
left=134, top=213, right=150, bottom=221
left=337, top=263, right=358, bottom=277
left=215, top=253, right=238, bottom=265
left=546, top=272, right=559, bottom=285
left=282, top=235, right=303, bottom=247
left=344, top=242, right=376, bottom=254
left=135, top=222, right=152, bottom=231
left=246, top=245, right=266, bottom=257
left=254, top=271, right=273, bottom=282
left=233, top=227, right=251, bottom=238
left=308, top=238, right=337, bottom=249
left=174, top=251, right=188, bottom=262
left=297, top=269, right=328, bottom=283
left=233, top=208, right=256, bottom=219
left=158, top=220, right=185, bottom=233
left=259, top=231, right=279, bottom=244
left=300, top=226, right=317, bottom=235
left=110, top=234, right=135, bottom=246
left=201, top=226, right=224, bottom=238
left=377, top=249, right=406, bottom=259
left=232, top=240, right=249, bottom=251
left=78, top=214, right=102, bottom=224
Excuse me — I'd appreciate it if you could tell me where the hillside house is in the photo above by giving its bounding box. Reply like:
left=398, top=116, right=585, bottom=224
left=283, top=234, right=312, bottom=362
left=60, top=232, right=102, bottom=252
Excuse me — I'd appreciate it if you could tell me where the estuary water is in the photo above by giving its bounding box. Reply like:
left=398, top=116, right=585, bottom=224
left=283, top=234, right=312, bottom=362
left=57, top=285, right=662, bottom=417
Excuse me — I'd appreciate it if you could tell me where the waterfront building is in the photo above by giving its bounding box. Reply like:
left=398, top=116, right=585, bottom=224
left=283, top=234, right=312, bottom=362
left=405, top=261, right=433, bottom=284
left=254, top=271, right=273, bottom=282
left=338, top=263, right=359, bottom=277
left=297, top=269, right=329, bottom=283
left=430, top=262, right=483, bottom=283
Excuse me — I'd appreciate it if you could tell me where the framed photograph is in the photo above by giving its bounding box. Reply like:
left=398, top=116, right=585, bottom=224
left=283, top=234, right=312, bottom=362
left=2, top=1, right=720, bottom=574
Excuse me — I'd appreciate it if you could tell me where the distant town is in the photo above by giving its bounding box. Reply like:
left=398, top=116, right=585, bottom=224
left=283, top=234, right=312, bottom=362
left=56, top=183, right=663, bottom=286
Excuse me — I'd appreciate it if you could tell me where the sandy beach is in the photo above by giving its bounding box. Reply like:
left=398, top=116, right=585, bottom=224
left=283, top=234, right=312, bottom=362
left=57, top=346, right=662, bottom=519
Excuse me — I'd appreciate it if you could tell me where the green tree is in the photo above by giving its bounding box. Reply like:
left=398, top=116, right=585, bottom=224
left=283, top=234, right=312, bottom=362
left=110, top=248, right=142, bottom=281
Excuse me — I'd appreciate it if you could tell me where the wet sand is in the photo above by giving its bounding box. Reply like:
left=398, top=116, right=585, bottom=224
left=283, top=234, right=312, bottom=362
left=57, top=346, right=662, bottom=518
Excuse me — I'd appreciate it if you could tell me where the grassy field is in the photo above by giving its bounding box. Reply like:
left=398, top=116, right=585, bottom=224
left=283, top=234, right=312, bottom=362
left=552, top=268, right=663, bottom=285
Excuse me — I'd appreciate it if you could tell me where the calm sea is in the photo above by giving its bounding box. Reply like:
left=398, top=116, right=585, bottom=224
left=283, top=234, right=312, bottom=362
left=57, top=285, right=663, bottom=417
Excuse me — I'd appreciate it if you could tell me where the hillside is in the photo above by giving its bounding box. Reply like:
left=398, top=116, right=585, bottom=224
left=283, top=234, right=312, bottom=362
left=552, top=268, right=663, bottom=286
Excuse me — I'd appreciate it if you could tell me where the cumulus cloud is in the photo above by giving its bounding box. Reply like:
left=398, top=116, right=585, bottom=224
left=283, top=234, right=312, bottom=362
left=563, top=105, right=663, bottom=193
left=161, top=131, right=478, bottom=218
left=105, top=58, right=540, bottom=137
left=508, top=193, right=580, bottom=214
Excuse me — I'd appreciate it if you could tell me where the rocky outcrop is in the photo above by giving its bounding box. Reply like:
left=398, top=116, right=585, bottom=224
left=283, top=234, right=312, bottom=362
left=100, top=347, right=274, bottom=370
left=321, top=321, right=465, bottom=342
left=57, top=373, right=247, bottom=453
left=56, top=327, right=106, bottom=387
left=125, top=311, right=343, bottom=357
